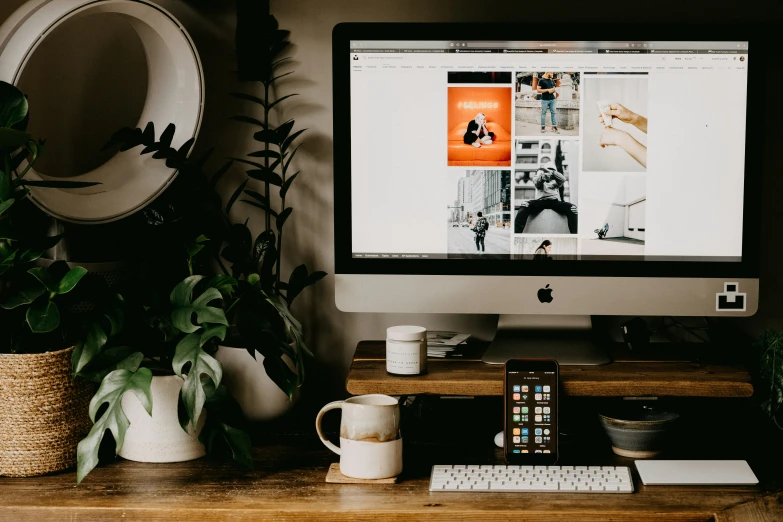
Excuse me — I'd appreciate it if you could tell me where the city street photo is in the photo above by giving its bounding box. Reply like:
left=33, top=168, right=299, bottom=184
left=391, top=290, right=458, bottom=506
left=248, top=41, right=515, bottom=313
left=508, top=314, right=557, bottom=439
left=447, top=169, right=511, bottom=256
left=515, top=72, right=580, bottom=137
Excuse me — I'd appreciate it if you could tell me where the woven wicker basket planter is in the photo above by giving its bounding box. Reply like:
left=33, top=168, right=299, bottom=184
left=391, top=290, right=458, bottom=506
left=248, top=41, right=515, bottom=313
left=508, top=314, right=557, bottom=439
left=0, top=346, right=93, bottom=477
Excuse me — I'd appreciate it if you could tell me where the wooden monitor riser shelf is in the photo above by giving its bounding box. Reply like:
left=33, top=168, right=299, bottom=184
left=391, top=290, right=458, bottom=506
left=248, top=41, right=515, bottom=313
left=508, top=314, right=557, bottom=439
left=347, top=341, right=753, bottom=398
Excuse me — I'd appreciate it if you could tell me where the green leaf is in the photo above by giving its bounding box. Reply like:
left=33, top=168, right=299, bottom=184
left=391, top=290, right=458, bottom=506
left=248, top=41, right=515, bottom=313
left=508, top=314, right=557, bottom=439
left=265, top=293, right=310, bottom=384
left=76, top=368, right=153, bottom=483
left=159, top=123, right=175, bottom=149
left=279, top=172, right=299, bottom=198
left=217, top=423, right=254, bottom=469
left=203, top=275, right=238, bottom=298
left=0, top=128, right=32, bottom=149
left=26, top=295, right=60, bottom=333
left=282, top=145, right=300, bottom=175
left=0, top=278, right=44, bottom=309
left=170, top=276, right=229, bottom=333
left=72, top=319, right=109, bottom=374
left=172, top=332, right=223, bottom=430
left=281, top=129, right=306, bottom=154
left=275, top=120, right=295, bottom=142
left=0, top=81, right=29, bottom=128
left=226, top=179, right=248, bottom=215
left=27, top=266, right=58, bottom=292
left=201, top=325, right=227, bottom=346
left=77, top=348, right=144, bottom=384
left=244, top=190, right=269, bottom=206
left=17, top=248, right=43, bottom=263
left=268, top=70, right=294, bottom=85
left=263, top=354, right=299, bottom=399
left=0, top=198, right=13, bottom=215
left=246, top=168, right=283, bottom=186
left=276, top=207, right=293, bottom=231
left=57, top=266, right=88, bottom=294
left=241, top=199, right=279, bottom=217
left=252, top=129, right=279, bottom=144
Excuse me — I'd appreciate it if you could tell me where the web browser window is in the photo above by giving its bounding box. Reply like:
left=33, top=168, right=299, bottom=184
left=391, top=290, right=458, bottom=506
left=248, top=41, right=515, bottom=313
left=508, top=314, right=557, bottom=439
left=348, top=40, right=749, bottom=261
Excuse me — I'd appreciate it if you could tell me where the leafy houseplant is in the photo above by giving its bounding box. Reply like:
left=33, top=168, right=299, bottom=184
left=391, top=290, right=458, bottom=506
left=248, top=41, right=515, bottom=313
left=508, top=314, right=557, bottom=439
left=0, top=81, right=100, bottom=355
left=105, top=14, right=327, bottom=398
left=225, top=12, right=326, bottom=397
left=75, top=239, right=252, bottom=483
left=755, top=330, right=783, bottom=430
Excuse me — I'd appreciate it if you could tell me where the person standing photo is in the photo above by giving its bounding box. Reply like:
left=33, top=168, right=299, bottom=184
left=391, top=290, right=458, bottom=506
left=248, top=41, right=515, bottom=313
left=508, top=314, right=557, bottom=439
left=473, top=211, right=489, bottom=252
left=538, top=72, right=559, bottom=134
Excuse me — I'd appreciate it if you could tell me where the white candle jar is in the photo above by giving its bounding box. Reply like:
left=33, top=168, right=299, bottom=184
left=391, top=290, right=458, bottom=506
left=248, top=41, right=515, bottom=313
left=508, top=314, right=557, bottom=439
left=386, top=326, right=427, bottom=376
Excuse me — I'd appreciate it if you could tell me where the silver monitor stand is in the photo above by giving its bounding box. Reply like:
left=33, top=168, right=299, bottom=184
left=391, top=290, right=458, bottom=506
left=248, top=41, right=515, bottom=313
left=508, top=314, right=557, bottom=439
left=482, top=315, right=611, bottom=366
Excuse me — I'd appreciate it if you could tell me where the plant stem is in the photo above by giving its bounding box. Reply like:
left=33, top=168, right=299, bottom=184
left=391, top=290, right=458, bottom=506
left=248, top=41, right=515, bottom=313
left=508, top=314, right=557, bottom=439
left=276, top=149, right=285, bottom=290
left=263, top=80, right=271, bottom=235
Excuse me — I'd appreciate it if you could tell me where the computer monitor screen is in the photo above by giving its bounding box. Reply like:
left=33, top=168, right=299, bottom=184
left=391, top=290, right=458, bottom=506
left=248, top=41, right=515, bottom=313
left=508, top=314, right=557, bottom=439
left=333, top=25, right=762, bottom=318
left=346, top=38, right=749, bottom=263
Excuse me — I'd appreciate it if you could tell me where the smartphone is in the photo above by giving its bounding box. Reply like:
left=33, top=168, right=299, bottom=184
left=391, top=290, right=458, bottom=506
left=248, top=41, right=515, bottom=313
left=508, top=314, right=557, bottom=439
left=504, top=359, right=559, bottom=465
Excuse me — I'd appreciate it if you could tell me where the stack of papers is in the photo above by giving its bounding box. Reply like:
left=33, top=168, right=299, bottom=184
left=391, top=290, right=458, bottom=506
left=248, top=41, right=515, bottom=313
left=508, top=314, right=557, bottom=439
left=427, top=331, right=471, bottom=358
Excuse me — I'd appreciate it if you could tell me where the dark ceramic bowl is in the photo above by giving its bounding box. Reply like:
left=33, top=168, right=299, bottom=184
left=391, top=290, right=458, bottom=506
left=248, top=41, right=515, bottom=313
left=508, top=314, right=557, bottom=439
left=599, top=405, right=680, bottom=458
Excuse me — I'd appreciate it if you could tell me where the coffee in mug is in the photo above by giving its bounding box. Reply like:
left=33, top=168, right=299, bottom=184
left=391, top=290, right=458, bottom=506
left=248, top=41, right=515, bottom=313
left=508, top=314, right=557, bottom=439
left=316, top=394, right=402, bottom=479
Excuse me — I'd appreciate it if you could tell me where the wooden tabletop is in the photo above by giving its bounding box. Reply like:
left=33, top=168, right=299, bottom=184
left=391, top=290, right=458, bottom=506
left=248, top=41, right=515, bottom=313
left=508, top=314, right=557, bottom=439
left=0, top=441, right=780, bottom=521
left=347, top=341, right=754, bottom=398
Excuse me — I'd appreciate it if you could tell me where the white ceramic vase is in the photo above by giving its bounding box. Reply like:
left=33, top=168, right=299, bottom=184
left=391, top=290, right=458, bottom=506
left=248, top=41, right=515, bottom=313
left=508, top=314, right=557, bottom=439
left=119, top=375, right=206, bottom=463
left=215, top=346, right=299, bottom=422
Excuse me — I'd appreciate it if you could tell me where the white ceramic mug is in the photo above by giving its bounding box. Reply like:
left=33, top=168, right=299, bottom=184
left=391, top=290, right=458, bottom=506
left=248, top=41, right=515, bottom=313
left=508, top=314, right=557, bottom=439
left=316, top=394, right=403, bottom=479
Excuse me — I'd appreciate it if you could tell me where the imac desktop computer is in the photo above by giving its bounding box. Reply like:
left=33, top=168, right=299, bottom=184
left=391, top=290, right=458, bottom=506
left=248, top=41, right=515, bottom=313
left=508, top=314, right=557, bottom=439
left=332, top=24, right=762, bottom=365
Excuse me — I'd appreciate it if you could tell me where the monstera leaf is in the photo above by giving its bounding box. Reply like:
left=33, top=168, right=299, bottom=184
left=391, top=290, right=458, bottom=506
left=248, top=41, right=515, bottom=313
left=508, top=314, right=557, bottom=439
left=170, top=275, right=229, bottom=333
left=172, top=331, right=223, bottom=431
left=76, top=366, right=151, bottom=484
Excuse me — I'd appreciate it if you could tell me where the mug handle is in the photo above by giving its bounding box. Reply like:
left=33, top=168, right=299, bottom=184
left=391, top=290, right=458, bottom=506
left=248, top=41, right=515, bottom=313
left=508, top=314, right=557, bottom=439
left=315, top=401, right=343, bottom=455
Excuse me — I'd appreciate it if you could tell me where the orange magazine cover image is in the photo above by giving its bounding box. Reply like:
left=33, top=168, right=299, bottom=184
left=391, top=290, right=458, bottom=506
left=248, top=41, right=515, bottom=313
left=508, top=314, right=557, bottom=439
left=447, top=86, right=512, bottom=167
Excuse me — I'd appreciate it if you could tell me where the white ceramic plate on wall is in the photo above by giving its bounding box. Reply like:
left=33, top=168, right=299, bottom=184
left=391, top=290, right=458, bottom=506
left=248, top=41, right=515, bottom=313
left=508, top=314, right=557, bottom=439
left=0, top=0, right=204, bottom=224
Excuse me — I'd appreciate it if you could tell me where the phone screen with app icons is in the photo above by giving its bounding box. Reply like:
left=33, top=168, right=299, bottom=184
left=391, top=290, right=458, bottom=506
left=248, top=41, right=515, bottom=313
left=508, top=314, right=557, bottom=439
left=504, top=359, right=559, bottom=465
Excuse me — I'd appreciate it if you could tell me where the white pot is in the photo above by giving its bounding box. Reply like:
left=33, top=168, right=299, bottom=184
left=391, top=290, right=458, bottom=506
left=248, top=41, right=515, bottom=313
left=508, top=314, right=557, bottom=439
left=215, top=346, right=300, bottom=422
left=119, top=375, right=206, bottom=463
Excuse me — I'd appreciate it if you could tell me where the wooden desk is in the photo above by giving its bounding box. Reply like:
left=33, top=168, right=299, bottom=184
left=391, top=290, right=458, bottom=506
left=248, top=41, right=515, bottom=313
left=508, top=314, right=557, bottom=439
left=0, top=442, right=780, bottom=521
left=347, top=341, right=754, bottom=397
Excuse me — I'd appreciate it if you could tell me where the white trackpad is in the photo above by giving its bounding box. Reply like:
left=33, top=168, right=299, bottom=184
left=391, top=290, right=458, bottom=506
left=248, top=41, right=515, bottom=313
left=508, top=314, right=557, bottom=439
left=635, top=460, right=758, bottom=485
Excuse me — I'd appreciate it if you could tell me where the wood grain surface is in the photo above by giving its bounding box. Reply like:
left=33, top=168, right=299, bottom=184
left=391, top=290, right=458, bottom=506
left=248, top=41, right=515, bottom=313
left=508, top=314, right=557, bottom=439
left=0, top=443, right=780, bottom=521
left=347, top=342, right=754, bottom=398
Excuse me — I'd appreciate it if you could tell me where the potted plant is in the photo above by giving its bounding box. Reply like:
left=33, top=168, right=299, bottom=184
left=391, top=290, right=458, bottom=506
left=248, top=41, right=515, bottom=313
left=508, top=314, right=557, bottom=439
left=0, top=81, right=103, bottom=477
left=102, top=13, right=326, bottom=418
left=74, top=234, right=253, bottom=483
left=215, top=11, right=325, bottom=420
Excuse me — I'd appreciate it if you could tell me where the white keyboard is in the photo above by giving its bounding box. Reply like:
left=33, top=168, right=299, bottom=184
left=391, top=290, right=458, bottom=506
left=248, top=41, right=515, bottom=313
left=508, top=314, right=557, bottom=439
left=429, top=465, right=634, bottom=493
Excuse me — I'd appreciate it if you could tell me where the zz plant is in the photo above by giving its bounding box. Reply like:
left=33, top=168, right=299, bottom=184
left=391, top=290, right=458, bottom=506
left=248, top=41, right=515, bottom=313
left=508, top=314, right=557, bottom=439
left=226, top=13, right=326, bottom=397
left=103, top=12, right=327, bottom=398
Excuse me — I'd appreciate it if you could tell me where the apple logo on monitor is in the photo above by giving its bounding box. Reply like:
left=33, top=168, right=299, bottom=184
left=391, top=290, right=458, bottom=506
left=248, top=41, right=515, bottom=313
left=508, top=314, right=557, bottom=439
left=537, top=284, right=553, bottom=303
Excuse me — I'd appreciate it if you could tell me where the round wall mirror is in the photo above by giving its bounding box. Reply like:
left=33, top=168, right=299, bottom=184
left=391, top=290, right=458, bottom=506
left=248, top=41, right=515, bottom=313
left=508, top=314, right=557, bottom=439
left=0, top=0, right=204, bottom=224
